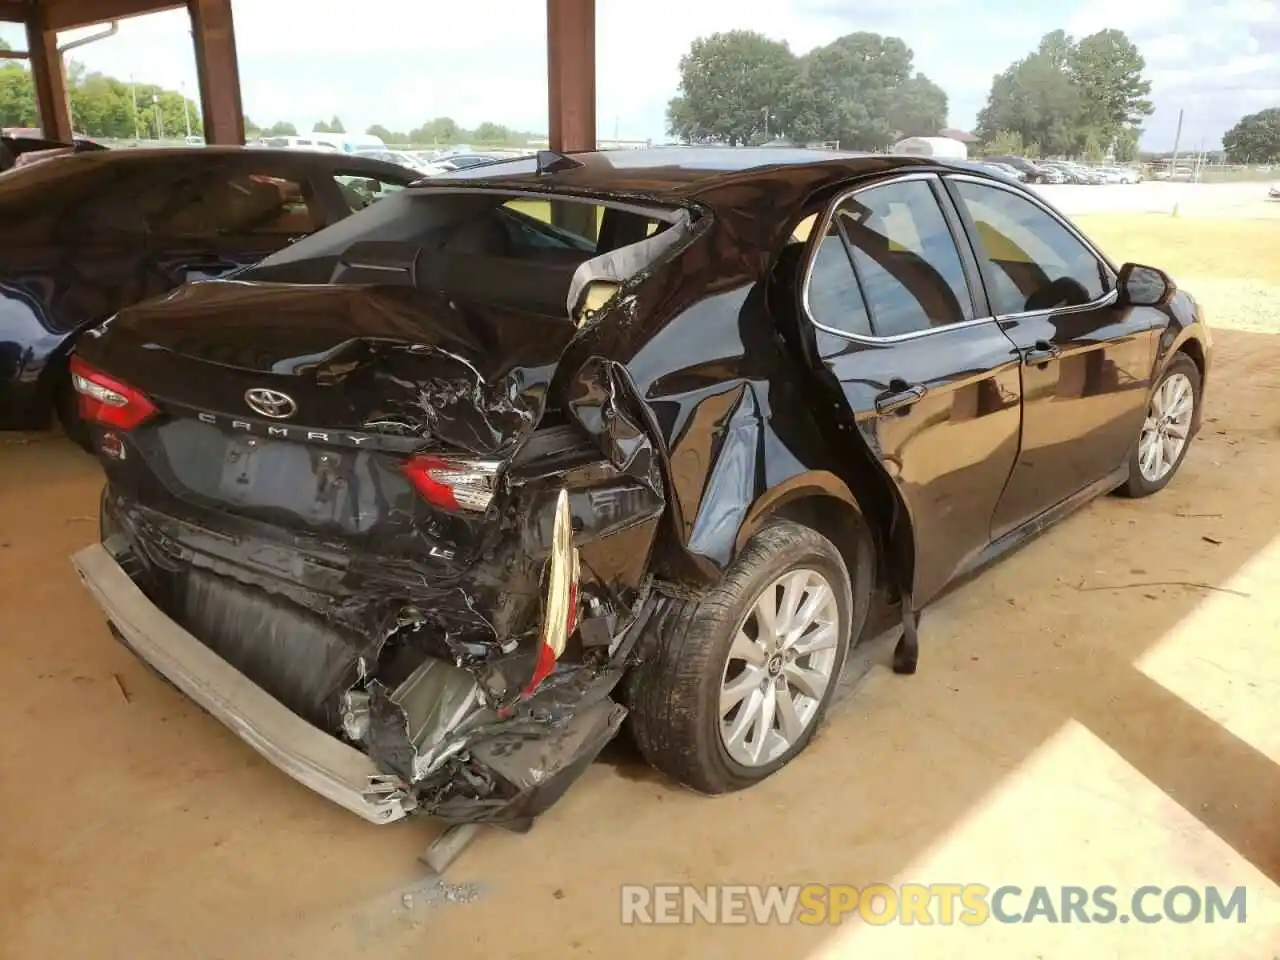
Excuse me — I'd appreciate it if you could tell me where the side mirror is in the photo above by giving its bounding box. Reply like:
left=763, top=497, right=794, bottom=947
left=1117, top=262, right=1175, bottom=307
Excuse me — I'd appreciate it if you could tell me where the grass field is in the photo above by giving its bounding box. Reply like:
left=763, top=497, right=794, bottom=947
left=1075, top=213, right=1280, bottom=334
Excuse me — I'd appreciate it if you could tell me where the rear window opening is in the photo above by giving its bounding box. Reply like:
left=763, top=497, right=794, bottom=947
left=242, top=189, right=696, bottom=324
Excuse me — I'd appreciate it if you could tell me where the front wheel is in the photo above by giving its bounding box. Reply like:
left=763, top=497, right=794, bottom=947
left=1119, top=353, right=1201, bottom=498
left=625, top=521, right=855, bottom=794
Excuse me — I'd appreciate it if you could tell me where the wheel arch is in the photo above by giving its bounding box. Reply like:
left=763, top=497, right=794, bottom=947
left=733, top=472, right=890, bottom=643
left=1160, top=326, right=1210, bottom=432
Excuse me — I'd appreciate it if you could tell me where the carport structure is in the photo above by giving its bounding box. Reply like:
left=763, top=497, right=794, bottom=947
left=0, top=0, right=596, bottom=150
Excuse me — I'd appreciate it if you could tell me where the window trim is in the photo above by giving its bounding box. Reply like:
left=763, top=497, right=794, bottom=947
left=799, top=171, right=994, bottom=344
left=941, top=173, right=1119, bottom=321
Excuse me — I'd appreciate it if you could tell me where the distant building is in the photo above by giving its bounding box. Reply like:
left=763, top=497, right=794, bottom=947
left=939, top=128, right=982, bottom=145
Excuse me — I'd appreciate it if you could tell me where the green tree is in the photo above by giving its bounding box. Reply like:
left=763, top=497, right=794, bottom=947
left=977, top=29, right=1151, bottom=158
left=1113, top=126, right=1140, bottom=163
left=887, top=72, right=948, bottom=138
left=367, top=123, right=408, bottom=143
left=984, top=130, right=1026, bottom=156
left=786, top=32, right=921, bottom=150
left=472, top=121, right=512, bottom=143
left=975, top=46, right=1082, bottom=156
left=313, top=115, right=345, bottom=133
left=667, top=31, right=799, bottom=145
left=263, top=120, right=298, bottom=136
left=0, top=38, right=38, bottom=129
left=244, top=116, right=262, bottom=139
left=410, top=116, right=462, bottom=143
left=1222, top=107, right=1280, bottom=163
left=1081, top=129, right=1105, bottom=161
left=1069, top=29, right=1153, bottom=147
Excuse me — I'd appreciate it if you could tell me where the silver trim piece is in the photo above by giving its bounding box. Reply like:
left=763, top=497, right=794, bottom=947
left=71, top=544, right=412, bottom=825
left=797, top=169, right=1122, bottom=344
left=798, top=171, right=990, bottom=344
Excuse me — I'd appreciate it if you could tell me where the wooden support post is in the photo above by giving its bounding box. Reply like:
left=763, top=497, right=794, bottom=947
left=188, top=0, right=244, bottom=144
left=546, top=0, right=596, bottom=235
left=25, top=13, right=73, bottom=141
left=546, top=0, right=595, bottom=153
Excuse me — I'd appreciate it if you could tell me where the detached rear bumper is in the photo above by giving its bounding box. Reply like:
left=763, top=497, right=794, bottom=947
left=71, top=543, right=414, bottom=826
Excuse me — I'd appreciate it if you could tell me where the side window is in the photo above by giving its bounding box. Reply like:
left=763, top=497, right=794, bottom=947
left=953, top=180, right=1108, bottom=315
left=804, top=223, right=873, bottom=337
left=333, top=173, right=406, bottom=212
left=835, top=180, right=973, bottom=337
left=502, top=199, right=599, bottom=251
left=145, top=171, right=317, bottom=239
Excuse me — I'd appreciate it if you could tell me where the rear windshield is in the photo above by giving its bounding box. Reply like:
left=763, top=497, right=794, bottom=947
left=244, top=188, right=694, bottom=321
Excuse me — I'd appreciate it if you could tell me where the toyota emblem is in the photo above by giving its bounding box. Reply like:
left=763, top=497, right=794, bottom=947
left=244, top=388, right=297, bottom=420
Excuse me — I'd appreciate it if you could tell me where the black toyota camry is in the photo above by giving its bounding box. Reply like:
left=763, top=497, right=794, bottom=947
left=70, top=148, right=1210, bottom=833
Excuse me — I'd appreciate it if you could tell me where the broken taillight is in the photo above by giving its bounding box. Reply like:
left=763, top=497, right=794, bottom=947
left=69, top=355, right=159, bottom=430
left=401, top=455, right=501, bottom=512
left=520, top=488, right=581, bottom=698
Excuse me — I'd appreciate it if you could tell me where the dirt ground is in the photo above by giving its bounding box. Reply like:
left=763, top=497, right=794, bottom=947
left=0, top=208, right=1277, bottom=959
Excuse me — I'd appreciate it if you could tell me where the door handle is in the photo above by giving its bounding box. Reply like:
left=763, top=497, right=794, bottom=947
left=1023, top=340, right=1061, bottom=366
left=875, top=382, right=927, bottom=415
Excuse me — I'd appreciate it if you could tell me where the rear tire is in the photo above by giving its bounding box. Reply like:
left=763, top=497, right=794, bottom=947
left=625, top=521, right=855, bottom=794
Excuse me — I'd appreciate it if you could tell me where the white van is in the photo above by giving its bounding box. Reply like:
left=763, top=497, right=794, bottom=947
left=890, top=136, right=968, bottom=161
left=260, top=133, right=387, bottom=155
left=310, top=133, right=387, bottom=154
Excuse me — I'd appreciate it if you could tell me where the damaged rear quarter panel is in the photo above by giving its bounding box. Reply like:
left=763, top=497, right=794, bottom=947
left=556, top=178, right=898, bottom=589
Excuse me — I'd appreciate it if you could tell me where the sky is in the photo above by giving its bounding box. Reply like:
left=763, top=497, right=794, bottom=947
left=1, top=0, right=1276, bottom=150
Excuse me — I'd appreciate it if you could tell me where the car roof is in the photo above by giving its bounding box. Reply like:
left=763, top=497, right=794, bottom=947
left=414, top=147, right=950, bottom=204
left=0, top=145, right=411, bottom=178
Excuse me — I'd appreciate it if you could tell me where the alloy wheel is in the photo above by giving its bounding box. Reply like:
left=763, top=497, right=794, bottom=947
left=1138, top=371, right=1195, bottom=483
left=718, top=568, right=842, bottom=767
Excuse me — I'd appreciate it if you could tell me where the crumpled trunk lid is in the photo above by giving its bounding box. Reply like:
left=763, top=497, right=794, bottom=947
left=93, top=279, right=576, bottom=455
left=81, top=281, right=579, bottom=551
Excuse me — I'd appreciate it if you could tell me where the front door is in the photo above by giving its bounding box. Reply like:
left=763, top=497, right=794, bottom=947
left=942, top=176, right=1159, bottom=539
left=801, top=173, right=1024, bottom=605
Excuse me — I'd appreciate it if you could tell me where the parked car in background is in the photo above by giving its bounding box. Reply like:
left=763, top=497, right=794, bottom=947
left=1, top=133, right=106, bottom=172
left=981, top=155, right=1052, bottom=183
left=1039, top=160, right=1102, bottom=185
left=1268, top=182, right=1279, bottom=200
left=438, top=152, right=506, bottom=170
left=0, top=147, right=417, bottom=446
left=984, top=161, right=1027, bottom=181
left=960, top=160, right=1022, bottom=181
left=70, top=149, right=1209, bottom=831
left=354, top=147, right=425, bottom=172
left=1153, top=165, right=1195, bottom=181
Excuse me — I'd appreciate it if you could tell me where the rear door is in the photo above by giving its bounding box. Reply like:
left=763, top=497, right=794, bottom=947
left=801, top=172, right=1024, bottom=605
left=139, top=157, right=324, bottom=290
left=942, top=175, right=1158, bottom=538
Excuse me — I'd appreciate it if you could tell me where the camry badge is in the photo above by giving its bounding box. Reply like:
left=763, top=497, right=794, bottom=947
left=244, top=388, right=297, bottom=420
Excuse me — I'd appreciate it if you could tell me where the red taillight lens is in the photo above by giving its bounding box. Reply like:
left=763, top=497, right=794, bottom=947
left=68, top=355, right=159, bottom=430
left=401, top=455, right=501, bottom=512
